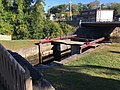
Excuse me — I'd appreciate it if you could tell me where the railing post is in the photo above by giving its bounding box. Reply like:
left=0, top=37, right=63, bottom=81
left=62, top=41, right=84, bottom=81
left=71, top=45, right=81, bottom=55
left=25, top=77, right=33, bottom=90
left=79, top=20, right=82, bottom=27
left=39, top=44, right=42, bottom=64
left=35, top=43, right=42, bottom=64
left=52, top=42, right=61, bottom=61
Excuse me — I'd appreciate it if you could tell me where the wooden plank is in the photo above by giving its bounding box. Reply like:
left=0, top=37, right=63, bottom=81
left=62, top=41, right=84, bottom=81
left=90, top=44, right=100, bottom=48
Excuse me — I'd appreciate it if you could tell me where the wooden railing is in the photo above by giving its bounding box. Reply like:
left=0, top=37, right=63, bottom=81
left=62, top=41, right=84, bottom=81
left=0, top=44, right=32, bottom=90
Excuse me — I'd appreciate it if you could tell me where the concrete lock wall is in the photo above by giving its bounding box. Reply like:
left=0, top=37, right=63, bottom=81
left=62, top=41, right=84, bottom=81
left=16, top=43, right=53, bottom=58
left=0, top=35, right=12, bottom=40
left=16, top=43, right=70, bottom=65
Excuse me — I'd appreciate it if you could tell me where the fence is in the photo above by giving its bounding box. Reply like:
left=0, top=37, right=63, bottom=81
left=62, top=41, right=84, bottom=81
left=0, top=44, right=32, bottom=90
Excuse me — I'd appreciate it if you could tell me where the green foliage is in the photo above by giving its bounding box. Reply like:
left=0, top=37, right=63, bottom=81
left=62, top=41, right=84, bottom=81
left=43, top=20, right=62, bottom=38
left=106, top=2, right=120, bottom=16
left=70, top=4, right=79, bottom=15
left=1, top=0, right=120, bottom=40
left=77, top=1, right=120, bottom=16
left=43, top=21, right=74, bottom=38
left=49, top=4, right=79, bottom=20
left=0, top=1, right=13, bottom=35
left=0, top=19, right=13, bottom=35
left=0, top=0, right=47, bottom=39
left=27, top=1, right=45, bottom=39
left=78, top=0, right=120, bottom=16
left=43, top=20, right=74, bottom=38
left=78, top=0, right=100, bottom=10
left=87, top=2, right=96, bottom=10
left=45, top=13, right=51, bottom=20
left=59, top=22, right=73, bottom=36
left=50, top=4, right=67, bottom=14
left=0, top=0, right=74, bottom=40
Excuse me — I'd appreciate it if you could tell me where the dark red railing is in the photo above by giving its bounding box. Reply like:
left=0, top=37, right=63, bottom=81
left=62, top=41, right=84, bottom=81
left=81, top=37, right=105, bottom=50
left=39, top=35, right=77, bottom=44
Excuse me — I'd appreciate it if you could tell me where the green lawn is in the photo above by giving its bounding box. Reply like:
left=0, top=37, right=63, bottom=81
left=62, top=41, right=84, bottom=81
left=42, top=43, right=120, bottom=90
left=0, top=40, right=39, bottom=51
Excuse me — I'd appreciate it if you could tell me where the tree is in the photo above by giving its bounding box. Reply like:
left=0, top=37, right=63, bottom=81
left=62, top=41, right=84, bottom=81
left=45, top=13, right=51, bottom=20
left=78, top=0, right=100, bottom=10
left=43, top=20, right=62, bottom=38
left=27, top=0, right=45, bottom=39
left=59, top=22, right=73, bottom=36
left=82, top=4, right=88, bottom=10
left=43, top=20, right=74, bottom=38
left=0, top=0, right=46, bottom=39
left=87, top=2, right=96, bottom=10
left=50, top=4, right=67, bottom=14
left=49, top=3, right=79, bottom=20
left=101, top=4, right=105, bottom=9
left=70, top=4, right=79, bottom=15
left=78, top=2, right=84, bottom=11
left=106, top=2, right=120, bottom=16
left=0, top=0, right=13, bottom=35
left=10, top=0, right=30, bottom=39
left=87, top=0, right=100, bottom=10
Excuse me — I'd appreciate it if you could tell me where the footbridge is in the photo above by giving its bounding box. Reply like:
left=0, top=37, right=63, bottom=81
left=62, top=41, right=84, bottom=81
left=73, top=21, right=120, bottom=39
left=35, top=35, right=105, bottom=64
left=81, top=22, right=120, bottom=27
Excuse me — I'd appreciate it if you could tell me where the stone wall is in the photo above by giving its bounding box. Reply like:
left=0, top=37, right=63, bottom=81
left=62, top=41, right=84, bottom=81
left=110, top=27, right=120, bottom=37
left=0, top=35, right=11, bottom=40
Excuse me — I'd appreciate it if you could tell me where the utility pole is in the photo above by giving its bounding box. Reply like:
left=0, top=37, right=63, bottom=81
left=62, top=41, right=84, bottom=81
left=99, top=3, right=101, bottom=22
left=100, top=4, right=102, bottom=21
left=69, top=0, right=72, bottom=21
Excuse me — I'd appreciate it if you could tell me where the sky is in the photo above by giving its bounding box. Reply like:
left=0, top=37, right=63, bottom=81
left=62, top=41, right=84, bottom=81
left=44, top=0, right=120, bottom=12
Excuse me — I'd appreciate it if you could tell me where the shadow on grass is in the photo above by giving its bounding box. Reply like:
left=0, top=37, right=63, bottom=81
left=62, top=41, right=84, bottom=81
left=80, top=64, right=120, bottom=72
left=109, top=51, right=120, bottom=54
left=43, top=64, right=120, bottom=90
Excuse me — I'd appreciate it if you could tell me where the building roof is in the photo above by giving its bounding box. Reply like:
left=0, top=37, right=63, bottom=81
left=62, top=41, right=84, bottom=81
left=81, top=9, right=114, bottom=12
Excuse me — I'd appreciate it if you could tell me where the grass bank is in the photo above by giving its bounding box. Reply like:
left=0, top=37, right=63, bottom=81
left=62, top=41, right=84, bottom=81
left=42, top=43, right=120, bottom=90
left=0, top=40, right=39, bottom=51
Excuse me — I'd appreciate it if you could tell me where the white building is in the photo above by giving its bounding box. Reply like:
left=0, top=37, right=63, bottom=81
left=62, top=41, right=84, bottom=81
left=96, top=10, right=114, bottom=22
left=80, top=9, right=114, bottom=22
left=50, top=14, right=55, bottom=20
